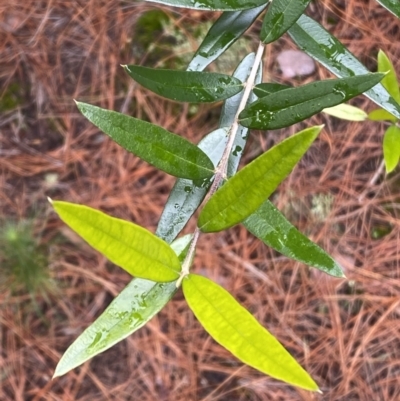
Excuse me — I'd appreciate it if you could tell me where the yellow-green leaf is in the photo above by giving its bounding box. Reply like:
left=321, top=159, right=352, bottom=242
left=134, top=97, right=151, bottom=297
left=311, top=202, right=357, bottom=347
left=322, top=103, right=367, bottom=121
left=368, top=108, right=398, bottom=122
left=198, top=126, right=322, bottom=232
left=53, top=235, right=192, bottom=378
left=182, top=274, right=319, bottom=391
left=378, top=50, right=400, bottom=103
left=383, top=125, right=400, bottom=173
left=51, top=200, right=181, bottom=282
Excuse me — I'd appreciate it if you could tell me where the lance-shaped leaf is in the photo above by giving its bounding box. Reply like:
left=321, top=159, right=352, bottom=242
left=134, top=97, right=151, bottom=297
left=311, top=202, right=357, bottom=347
left=383, top=125, right=400, bottom=173
left=261, top=0, right=311, bottom=44
left=288, top=14, right=400, bottom=120
left=53, top=235, right=192, bottom=378
left=76, top=102, right=214, bottom=180
left=156, top=128, right=228, bottom=244
left=146, top=0, right=268, bottom=11
left=182, top=274, right=319, bottom=391
left=243, top=200, right=344, bottom=277
left=124, top=65, right=243, bottom=103
left=378, top=50, right=400, bottom=103
left=322, top=103, right=367, bottom=121
left=187, top=5, right=267, bottom=72
left=198, top=126, right=322, bottom=232
left=51, top=200, right=181, bottom=282
left=368, top=108, right=398, bottom=122
left=239, top=73, right=384, bottom=130
left=376, top=0, right=400, bottom=18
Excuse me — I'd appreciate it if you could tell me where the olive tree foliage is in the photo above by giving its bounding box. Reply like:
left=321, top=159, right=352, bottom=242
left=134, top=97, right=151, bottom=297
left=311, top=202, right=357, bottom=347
left=51, top=0, right=400, bottom=392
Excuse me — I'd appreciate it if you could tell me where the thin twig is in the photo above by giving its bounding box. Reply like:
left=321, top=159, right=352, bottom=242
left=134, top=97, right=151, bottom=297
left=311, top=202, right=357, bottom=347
left=176, top=42, right=266, bottom=287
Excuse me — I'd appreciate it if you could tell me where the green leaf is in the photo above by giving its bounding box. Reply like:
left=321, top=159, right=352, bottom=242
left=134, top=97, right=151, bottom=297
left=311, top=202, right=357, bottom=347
left=198, top=126, right=322, bottom=232
left=368, top=108, right=398, bottom=122
left=53, top=235, right=192, bottom=378
left=261, top=0, right=311, bottom=44
left=145, top=0, right=269, bottom=11
left=376, top=0, right=400, bottom=18
left=288, top=14, right=400, bottom=120
left=124, top=65, right=243, bottom=103
left=378, top=50, right=400, bottom=103
left=187, top=5, right=267, bottom=72
left=243, top=200, right=344, bottom=277
left=322, top=103, right=367, bottom=121
left=51, top=200, right=181, bottom=282
left=156, top=128, right=228, bottom=244
left=239, top=74, right=383, bottom=130
left=383, top=125, right=400, bottom=173
left=253, top=82, right=290, bottom=97
left=182, top=274, right=319, bottom=391
left=76, top=101, right=214, bottom=180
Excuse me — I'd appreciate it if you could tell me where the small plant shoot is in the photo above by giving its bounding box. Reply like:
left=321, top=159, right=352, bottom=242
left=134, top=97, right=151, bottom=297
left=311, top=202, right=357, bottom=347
left=51, top=0, right=400, bottom=394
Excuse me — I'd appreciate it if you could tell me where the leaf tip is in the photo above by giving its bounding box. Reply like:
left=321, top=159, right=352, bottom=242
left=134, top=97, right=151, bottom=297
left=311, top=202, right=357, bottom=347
left=47, top=196, right=54, bottom=205
left=316, top=388, right=323, bottom=394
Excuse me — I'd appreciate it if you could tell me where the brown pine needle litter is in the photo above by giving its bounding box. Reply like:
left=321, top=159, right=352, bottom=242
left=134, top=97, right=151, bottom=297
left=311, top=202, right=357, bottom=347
left=1, top=0, right=400, bottom=399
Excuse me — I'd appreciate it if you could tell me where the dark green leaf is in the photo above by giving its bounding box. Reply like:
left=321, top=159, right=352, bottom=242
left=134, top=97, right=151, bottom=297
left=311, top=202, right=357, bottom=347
left=376, top=0, right=400, bottom=18
left=368, top=108, right=398, bottom=122
left=288, top=14, right=400, bottom=120
left=378, top=50, right=400, bottom=103
left=261, top=0, right=311, bottom=44
left=182, top=274, right=319, bottom=391
left=124, top=65, right=243, bottom=103
left=76, top=101, right=214, bottom=180
left=198, top=126, right=322, bottom=232
left=53, top=235, right=191, bottom=378
left=243, top=200, right=344, bottom=277
left=187, top=5, right=267, bottom=72
left=146, top=0, right=269, bottom=11
left=253, top=82, right=290, bottom=97
left=51, top=200, right=181, bottom=282
left=239, top=73, right=384, bottom=130
left=156, top=128, right=228, bottom=244
left=383, top=125, right=400, bottom=173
